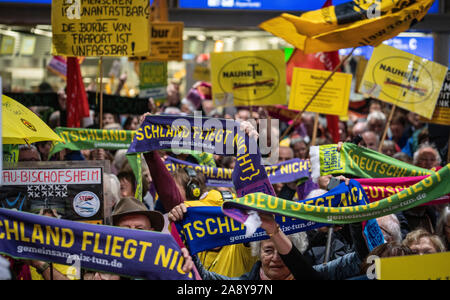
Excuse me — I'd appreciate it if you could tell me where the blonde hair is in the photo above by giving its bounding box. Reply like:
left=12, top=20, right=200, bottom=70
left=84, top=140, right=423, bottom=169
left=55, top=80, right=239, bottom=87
left=402, top=228, right=446, bottom=253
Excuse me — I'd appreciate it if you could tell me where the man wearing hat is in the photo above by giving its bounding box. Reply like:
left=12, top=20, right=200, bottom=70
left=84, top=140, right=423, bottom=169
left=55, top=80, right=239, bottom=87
left=110, top=197, right=194, bottom=278
left=112, top=197, right=165, bottom=232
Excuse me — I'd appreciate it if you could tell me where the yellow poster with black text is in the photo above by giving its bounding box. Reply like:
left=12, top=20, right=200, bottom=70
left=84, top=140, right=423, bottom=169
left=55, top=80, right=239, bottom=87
left=421, top=70, right=450, bottom=126
left=130, top=22, right=184, bottom=62
left=51, top=0, right=151, bottom=57
left=289, top=68, right=352, bottom=116
left=376, top=252, right=450, bottom=280
left=211, top=50, right=286, bottom=107
left=360, top=44, right=447, bottom=119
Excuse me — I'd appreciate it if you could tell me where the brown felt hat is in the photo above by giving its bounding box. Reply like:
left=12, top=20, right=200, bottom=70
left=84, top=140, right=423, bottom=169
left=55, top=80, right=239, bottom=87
left=112, top=197, right=164, bottom=232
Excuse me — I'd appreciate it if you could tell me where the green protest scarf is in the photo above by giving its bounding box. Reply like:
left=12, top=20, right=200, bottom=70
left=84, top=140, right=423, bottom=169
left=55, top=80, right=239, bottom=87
left=49, top=127, right=136, bottom=158
left=50, top=127, right=144, bottom=201
left=126, top=153, right=144, bottom=201
left=310, top=143, right=433, bottom=180
left=223, top=164, right=450, bottom=225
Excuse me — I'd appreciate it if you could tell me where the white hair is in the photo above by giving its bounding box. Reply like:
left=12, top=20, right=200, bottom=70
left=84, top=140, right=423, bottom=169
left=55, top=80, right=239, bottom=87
left=367, top=111, right=387, bottom=123
left=376, top=214, right=402, bottom=244
left=306, top=189, right=328, bottom=199
left=413, top=143, right=442, bottom=166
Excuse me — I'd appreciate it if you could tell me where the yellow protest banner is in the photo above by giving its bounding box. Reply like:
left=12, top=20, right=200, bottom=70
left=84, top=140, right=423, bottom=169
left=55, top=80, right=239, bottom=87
left=288, top=68, right=352, bottom=116
left=129, top=22, right=184, bottom=62
left=51, top=0, right=151, bottom=57
left=211, top=50, right=287, bottom=107
left=359, top=44, right=448, bottom=119
left=376, top=252, right=450, bottom=280
left=260, top=0, right=435, bottom=54
left=421, top=70, right=450, bottom=126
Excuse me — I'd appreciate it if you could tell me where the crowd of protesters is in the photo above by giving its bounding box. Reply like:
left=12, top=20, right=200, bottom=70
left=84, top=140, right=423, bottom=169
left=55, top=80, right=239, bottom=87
left=1, top=78, right=449, bottom=281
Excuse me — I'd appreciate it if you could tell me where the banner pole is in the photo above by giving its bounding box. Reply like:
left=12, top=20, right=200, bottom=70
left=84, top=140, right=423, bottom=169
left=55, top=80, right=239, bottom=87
left=323, top=227, right=334, bottom=264
left=99, top=57, right=104, bottom=129
left=378, top=104, right=396, bottom=153
left=311, top=113, right=320, bottom=146
left=447, top=134, right=450, bottom=164
left=280, top=48, right=356, bottom=141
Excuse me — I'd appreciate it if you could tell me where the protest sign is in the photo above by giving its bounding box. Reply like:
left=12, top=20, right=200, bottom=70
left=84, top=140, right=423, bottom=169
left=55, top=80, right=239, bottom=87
left=375, top=252, right=450, bottom=280
left=289, top=68, right=352, bottom=116
left=359, top=44, right=447, bottom=119
left=421, top=70, right=450, bottom=126
left=193, top=64, right=211, bottom=82
left=51, top=0, right=151, bottom=57
left=0, top=161, right=106, bottom=222
left=0, top=208, right=193, bottom=280
left=139, top=61, right=168, bottom=102
left=310, top=143, right=433, bottom=180
left=211, top=50, right=286, bottom=107
left=223, top=164, right=450, bottom=225
left=49, top=127, right=136, bottom=158
left=130, top=22, right=184, bottom=62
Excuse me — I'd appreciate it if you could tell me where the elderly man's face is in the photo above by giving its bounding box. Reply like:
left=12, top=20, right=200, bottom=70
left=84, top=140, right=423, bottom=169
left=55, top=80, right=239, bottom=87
left=260, top=240, right=291, bottom=280
left=117, top=214, right=153, bottom=231
left=360, top=133, right=379, bottom=151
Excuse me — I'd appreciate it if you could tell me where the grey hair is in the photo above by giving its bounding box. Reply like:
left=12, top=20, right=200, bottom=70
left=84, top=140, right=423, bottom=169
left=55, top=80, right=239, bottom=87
left=306, top=189, right=328, bottom=199
left=104, top=173, right=121, bottom=206
left=290, top=137, right=309, bottom=147
left=367, top=111, right=387, bottom=123
left=413, top=142, right=442, bottom=166
left=376, top=214, right=402, bottom=244
left=250, top=231, right=309, bottom=259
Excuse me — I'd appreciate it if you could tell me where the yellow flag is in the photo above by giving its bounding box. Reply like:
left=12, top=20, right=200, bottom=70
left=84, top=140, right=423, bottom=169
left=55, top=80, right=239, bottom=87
left=211, top=50, right=286, bottom=107
left=260, top=0, right=435, bottom=54
left=359, top=44, right=447, bottom=119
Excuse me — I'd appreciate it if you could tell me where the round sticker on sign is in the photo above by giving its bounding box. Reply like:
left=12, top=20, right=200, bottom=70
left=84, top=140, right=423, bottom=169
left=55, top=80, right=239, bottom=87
left=73, top=191, right=100, bottom=218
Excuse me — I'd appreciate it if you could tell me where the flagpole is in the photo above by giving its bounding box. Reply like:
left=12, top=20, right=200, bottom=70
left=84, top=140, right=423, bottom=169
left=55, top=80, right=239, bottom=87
left=447, top=134, right=450, bottom=164
left=378, top=104, right=396, bottom=153
left=311, top=113, right=320, bottom=146
left=99, top=56, right=104, bottom=129
left=280, top=47, right=356, bottom=141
